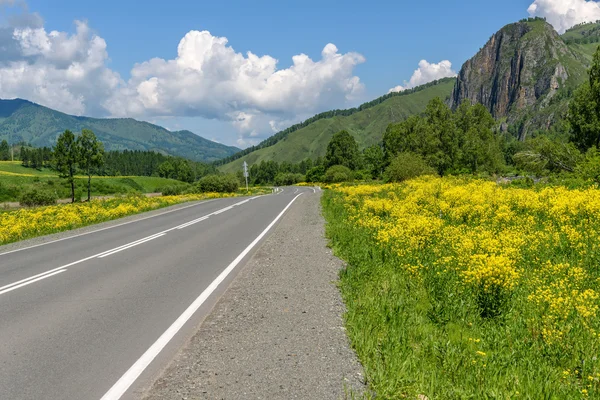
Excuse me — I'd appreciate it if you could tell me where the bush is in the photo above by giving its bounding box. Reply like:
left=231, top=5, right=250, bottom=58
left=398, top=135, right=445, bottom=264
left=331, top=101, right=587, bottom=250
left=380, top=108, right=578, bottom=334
left=384, top=152, right=437, bottom=182
left=324, top=165, right=353, bottom=183
left=19, top=189, right=57, bottom=207
left=195, top=174, right=239, bottom=193
left=274, top=173, right=305, bottom=186
left=160, top=185, right=188, bottom=196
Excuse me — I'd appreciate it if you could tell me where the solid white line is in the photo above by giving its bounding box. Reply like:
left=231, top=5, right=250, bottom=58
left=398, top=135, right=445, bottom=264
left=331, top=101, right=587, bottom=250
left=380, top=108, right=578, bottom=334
left=98, top=234, right=166, bottom=258
left=99, top=192, right=305, bottom=400
left=0, top=199, right=222, bottom=257
left=0, top=269, right=66, bottom=295
left=312, top=187, right=316, bottom=193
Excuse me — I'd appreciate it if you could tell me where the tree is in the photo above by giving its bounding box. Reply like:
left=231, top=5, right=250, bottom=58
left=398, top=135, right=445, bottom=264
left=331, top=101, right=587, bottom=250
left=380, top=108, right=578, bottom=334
left=569, top=46, right=600, bottom=151
left=54, top=130, right=79, bottom=203
left=363, top=145, right=385, bottom=179
left=325, top=130, right=361, bottom=170
left=77, top=129, right=105, bottom=201
left=0, top=140, right=9, bottom=161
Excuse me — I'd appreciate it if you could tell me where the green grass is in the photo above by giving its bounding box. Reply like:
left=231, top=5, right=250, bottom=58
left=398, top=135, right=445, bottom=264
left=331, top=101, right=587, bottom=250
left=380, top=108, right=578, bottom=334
left=0, top=162, right=188, bottom=203
left=219, top=80, right=455, bottom=173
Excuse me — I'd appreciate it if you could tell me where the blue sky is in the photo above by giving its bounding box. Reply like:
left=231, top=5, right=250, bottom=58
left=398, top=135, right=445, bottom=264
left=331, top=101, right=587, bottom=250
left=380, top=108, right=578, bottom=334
left=0, top=0, right=595, bottom=147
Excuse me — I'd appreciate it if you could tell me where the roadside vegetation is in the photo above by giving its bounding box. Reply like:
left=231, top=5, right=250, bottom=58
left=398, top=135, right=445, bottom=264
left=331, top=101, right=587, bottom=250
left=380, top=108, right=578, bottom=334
left=324, top=178, right=600, bottom=398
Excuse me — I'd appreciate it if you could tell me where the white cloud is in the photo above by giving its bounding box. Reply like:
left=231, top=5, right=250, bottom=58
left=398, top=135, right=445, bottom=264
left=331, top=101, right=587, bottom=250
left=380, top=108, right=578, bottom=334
left=528, top=0, right=600, bottom=34
left=0, top=19, right=121, bottom=115
left=105, top=31, right=366, bottom=131
left=0, top=9, right=365, bottom=146
left=388, top=60, right=456, bottom=93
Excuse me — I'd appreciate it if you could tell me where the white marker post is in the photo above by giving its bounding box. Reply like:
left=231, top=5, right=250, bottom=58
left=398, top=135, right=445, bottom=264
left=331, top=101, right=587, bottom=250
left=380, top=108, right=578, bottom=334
left=243, top=161, right=249, bottom=192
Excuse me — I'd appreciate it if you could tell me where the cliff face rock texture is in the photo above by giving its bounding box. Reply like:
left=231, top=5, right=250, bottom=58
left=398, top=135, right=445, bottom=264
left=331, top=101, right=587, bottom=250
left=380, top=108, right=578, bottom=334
left=451, top=20, right=586, bottom=139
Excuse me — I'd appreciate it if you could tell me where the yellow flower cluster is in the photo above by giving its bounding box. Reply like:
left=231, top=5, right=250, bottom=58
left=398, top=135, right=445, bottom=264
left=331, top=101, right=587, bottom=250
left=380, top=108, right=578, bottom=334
left=0, top=192, right=233, bottom=245
left=333, top=176, right=600, bottom=345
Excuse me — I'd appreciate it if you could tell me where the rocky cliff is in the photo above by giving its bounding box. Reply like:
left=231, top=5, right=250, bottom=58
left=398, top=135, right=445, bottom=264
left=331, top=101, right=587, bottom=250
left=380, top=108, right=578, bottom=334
left=451, top=19, right=588, bottom=139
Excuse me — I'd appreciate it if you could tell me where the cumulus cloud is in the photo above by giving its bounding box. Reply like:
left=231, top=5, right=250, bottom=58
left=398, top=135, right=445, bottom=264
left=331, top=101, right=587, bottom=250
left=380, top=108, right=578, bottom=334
left=528, top=0, right=600, bottom=34
left=104, top=31, right=365, bottom=128
left=388, top=60, right=456, bottom=93
left=0, top=7, right=365, bottom=146
left=0, top=17, right=121, bottom=115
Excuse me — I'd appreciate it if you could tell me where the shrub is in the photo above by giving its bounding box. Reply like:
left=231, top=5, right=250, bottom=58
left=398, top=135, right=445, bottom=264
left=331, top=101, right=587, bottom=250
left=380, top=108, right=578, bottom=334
left=19, top=189, right=57, bottom=207
left=195, top=174, right=239, bottom=193
left=384, top=152, right=437, bottom=182
left=160, top=185, right=187, bottom=196
left=324, top=165, right=353, bottom=183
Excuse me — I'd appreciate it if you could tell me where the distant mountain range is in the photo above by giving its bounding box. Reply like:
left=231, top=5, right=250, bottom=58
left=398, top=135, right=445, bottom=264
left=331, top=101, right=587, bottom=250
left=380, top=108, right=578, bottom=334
left=220, top=18, right=600, bottom=171
left=0, top=99, right=239, bottom=163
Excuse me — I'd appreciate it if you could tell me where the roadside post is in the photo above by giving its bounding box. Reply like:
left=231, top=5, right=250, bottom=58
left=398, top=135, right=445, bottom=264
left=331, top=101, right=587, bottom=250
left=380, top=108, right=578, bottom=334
left=243, top=161, right=249, bottom=191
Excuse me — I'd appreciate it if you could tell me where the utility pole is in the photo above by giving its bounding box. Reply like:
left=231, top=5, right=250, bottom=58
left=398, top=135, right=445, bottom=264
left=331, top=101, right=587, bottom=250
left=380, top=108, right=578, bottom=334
left=243, top=161, right=249, bottom=191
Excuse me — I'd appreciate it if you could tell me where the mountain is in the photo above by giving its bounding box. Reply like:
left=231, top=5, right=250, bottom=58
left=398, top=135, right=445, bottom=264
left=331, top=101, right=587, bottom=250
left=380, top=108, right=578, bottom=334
left=219, top=78, right=455, bottom=173
left=0, top=99, right=239, bottom=162
left=451, top=18, right=591, bottom=140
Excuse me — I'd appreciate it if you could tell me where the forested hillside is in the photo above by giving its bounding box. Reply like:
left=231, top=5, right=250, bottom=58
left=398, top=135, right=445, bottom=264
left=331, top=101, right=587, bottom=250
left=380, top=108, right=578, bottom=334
left=220, top=78, right=455, bottom=173
left=0, top=99, right=239, bottom=163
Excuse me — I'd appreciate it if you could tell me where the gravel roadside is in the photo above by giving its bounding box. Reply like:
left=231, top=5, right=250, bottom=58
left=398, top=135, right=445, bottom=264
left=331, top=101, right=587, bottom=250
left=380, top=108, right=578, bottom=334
left=143, top=192, right=365, bottom=399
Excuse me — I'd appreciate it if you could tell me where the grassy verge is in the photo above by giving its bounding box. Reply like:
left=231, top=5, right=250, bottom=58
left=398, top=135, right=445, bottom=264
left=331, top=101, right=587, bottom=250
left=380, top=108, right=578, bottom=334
left=323, top=177, right=600, bottom=399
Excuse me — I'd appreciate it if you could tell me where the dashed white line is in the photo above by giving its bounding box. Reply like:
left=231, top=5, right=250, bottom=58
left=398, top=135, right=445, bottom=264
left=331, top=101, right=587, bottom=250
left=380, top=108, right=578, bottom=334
left=0, top=199, right=222, bottom=258
left=99, top=192, right=304, bottom=400
left=0, top=197, right=259, bottom=296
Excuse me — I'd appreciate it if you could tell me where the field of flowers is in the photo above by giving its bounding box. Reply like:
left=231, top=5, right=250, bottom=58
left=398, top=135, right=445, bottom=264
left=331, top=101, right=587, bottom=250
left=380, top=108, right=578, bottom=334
left=323, top=177, right=600, bottom=399
left=0, top=192, right=235, bottom=245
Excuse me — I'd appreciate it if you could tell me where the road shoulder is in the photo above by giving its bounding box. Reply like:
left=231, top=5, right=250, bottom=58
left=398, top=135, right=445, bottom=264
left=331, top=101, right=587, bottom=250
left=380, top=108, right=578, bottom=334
left=143, top=192, right=365, bottom=399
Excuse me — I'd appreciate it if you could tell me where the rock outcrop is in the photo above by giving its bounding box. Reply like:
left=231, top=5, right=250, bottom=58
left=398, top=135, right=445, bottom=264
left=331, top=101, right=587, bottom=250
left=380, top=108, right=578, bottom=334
left=451, top=20, right=586, bottom=139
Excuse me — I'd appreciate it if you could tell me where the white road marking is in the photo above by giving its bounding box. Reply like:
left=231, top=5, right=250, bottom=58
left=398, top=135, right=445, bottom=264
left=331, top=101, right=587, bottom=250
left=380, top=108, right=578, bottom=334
left=0, top=197, right=258, bottom=295
left=99, top=192, right=305, bottom=400
left=312, top=187, right=316, bottom=193
left=98, top=233, right=166, bottom=258
left=0, top=199, right=223, bottom=257
left=293, top=188, right=299, bottom=194
left=0, top=269, right=66, bottom=295
left=212, top=206, right=234, bottom=215
left=176, top=216, right=210, bottom=230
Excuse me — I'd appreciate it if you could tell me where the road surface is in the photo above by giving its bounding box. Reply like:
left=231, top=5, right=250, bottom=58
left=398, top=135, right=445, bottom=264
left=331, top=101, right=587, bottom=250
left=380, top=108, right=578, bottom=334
left=0, top=186, right=315, bottom=400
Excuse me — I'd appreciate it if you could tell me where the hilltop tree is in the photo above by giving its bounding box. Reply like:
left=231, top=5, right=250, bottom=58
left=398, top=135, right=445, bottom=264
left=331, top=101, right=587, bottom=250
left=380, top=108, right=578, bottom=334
left=569, top=46, right=600, bottom=151
left=54, top=130, right=79, bottom=203
left=77, top=129, right=105, bottom=201
left=325, top=130, right=361, bottom=170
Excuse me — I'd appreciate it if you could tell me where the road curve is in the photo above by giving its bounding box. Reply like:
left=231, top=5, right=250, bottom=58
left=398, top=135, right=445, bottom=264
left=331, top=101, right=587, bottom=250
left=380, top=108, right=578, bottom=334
left=0, top=187, right=316, bottom=400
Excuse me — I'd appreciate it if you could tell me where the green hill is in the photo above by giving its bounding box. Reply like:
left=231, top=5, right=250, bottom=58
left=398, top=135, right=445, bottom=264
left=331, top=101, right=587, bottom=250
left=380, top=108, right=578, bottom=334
left=0, top=99, right=239, bottom=163
left=220, top=78, right=455, bottom=173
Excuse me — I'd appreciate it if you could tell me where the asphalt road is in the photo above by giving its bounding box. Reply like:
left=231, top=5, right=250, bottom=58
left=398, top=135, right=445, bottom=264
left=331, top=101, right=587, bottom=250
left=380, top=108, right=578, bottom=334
left=0, top=186, right=315, bottom=400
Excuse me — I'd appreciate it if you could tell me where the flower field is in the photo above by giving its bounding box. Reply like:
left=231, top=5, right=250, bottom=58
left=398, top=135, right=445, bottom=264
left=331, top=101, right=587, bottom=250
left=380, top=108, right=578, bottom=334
left=323, top=177, right=600, bottom=399
left=0, top=193, right=234, bottom=245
